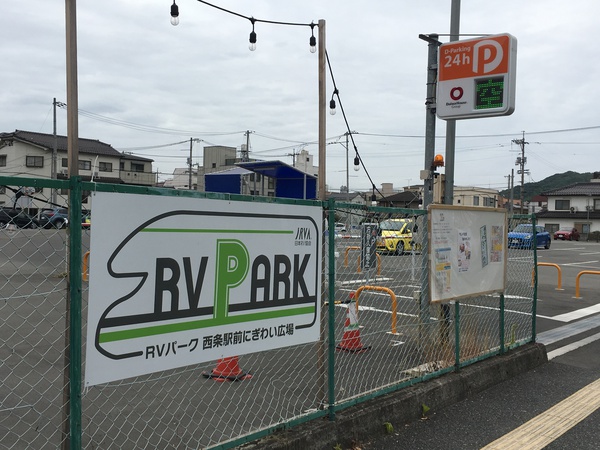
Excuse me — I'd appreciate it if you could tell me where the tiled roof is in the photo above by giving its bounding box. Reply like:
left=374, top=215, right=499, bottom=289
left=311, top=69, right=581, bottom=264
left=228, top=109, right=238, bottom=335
left=1, top=130, right=152, bottom=162
left=542, top=182, right=600, bottom=196
left=536, top=210, right=600, bottom=220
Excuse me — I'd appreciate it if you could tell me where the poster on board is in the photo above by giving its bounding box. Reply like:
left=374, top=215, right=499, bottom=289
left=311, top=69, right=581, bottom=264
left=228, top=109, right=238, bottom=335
left=85, top=192, right=322, bottom=386
left=429, top=205, right=506, bottom=303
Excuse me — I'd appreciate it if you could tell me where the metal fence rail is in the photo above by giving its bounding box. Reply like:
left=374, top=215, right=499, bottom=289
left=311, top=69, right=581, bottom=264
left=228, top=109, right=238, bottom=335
left=0, top=176, right=536, bottom=449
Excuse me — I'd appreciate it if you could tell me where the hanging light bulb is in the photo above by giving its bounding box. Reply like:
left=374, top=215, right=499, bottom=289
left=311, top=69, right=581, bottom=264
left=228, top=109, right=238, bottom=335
left=249, top=19, right=257, bottom=51
left=309, top=24, right=317, bottom=53
left=353, top=156, right=360, bottom=171
left=329, top=98, right=336, bottom=115
left=170, top=1, right=180, bottom=26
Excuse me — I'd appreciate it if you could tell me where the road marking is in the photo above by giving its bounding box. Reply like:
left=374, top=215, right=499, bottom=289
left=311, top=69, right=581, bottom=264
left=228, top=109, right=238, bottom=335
left=548, top=303, right=600, bottom=322
left=561, top=260, right=599, bottom=266
left=480, top=378, right=600, bottom=450
left=537, top=314, right=600, bottom=345
left=547, top=332, right=600, bottom=360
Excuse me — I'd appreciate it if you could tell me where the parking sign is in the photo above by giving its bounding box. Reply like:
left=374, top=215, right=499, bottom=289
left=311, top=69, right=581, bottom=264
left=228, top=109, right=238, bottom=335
left=436, top=33, right=517, bottom=120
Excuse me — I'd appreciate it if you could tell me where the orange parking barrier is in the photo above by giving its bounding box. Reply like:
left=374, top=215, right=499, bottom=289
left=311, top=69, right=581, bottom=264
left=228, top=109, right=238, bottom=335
left=354, top=285, right=398, bottom=335
left=343, top=246, right=360, bottom=267
left=574, top=270, right=600, bottom=299
left=532, top=262, right=563, bottom=290
left=83, top=251, right=90, bottom=281
left=343, top=246, right=381, bottom=275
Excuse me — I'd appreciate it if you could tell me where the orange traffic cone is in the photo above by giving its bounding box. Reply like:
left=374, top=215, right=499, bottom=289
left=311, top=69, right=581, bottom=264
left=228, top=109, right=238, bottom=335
left=336, top=292, right=370, bottom=353
left=202, top=356, right=252, bottom=382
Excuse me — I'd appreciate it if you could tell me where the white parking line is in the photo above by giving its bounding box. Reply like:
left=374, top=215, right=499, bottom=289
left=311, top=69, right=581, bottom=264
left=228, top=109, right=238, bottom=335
left=561, top=260, right=599, bottom=266
left=548, top=303, right=600, bottom=322
left=547, top=332, right=600, bottom=360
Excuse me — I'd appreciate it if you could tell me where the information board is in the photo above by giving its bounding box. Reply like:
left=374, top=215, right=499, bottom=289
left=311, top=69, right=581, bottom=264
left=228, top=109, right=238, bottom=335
left=428, top=205, right=507, bottom=303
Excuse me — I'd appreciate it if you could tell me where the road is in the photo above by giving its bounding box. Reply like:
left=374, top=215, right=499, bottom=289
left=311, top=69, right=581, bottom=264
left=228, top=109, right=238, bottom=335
left=362, top=239, right=600, bottom=450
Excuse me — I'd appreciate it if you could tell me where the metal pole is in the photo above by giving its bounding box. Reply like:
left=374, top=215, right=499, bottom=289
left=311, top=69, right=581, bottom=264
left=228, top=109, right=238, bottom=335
left=421, top=34, right=439, bottom=209
left=443, top=0, right=461, bottom=205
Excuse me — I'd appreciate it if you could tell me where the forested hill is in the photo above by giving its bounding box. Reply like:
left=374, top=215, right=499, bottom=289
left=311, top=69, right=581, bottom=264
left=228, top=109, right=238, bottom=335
left=499, top=171, right=594, bottom=202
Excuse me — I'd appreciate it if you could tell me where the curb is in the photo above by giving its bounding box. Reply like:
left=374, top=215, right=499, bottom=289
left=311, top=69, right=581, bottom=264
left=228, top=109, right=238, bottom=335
left=240, top=343, right=548, bottom=450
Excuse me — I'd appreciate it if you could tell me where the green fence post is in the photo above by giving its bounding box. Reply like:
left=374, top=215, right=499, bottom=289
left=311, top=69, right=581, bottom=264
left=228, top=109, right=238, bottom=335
left=68, top=176, right=83, bottom=449
left=531, top=214, right=538, bottom=343
left=327, top=199, right=336, bottom=421
left=454, top=301, right=460, bottom=370
left=499, top=294, right=505, bottom=354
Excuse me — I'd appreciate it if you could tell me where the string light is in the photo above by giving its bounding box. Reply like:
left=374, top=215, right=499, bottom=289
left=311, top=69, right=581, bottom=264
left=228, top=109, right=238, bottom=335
left=309, top=23, right=317, bottom=53
left=329, top=89, right=338, bottom=115
left=353, top=155, right=360, bottom=172
left=249, top=18, right=257, bottom=51
left=170, top=1, right=179, bottom=26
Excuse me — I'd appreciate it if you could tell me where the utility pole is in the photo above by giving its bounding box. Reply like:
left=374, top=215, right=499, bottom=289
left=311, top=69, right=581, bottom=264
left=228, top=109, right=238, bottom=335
left=52, top=98, right=58, bottom=205
left=512, top=132, right=529, bottom=213
left=188, top=138, right=193, bottom=190
left=242, top=130, right=251, bottom=162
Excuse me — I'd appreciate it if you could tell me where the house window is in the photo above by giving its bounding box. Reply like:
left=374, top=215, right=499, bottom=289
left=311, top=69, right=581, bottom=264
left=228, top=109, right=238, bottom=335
left=268, top=178, right=275, bottom=189
left=594, top=199, right=600, bottom=211
left=120, top=162, right=125, bottom=171
left=79, top=160, right=91, bottom=171
left=483, top=197, right=495, bottom=207
left=555, top=199, right=570, bottom=210
left=62, top=158, right=68, bottom=167
left=26, top=156, right=44, bottom=168
left=473, top=196, right=480, bottom=206
left=212, top=163, right=217, bottom=169
left=0, top=155, right=6, bottom=167
left=545, top=223, right=560, bottom=234
left=131, top=163, right=144, bottom=172
left=99, top=162, right=112, bottom=172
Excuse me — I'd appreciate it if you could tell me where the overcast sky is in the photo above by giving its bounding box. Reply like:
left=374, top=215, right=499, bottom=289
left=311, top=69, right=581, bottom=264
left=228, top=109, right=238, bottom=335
left=3, top=1, right=600, bottom=192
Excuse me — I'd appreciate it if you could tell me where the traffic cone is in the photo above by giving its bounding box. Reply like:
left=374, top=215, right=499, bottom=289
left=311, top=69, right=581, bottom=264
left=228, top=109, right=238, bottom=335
left=202, top=356, right=252, bottom=382
left=336, top=292, right=371, bottom=353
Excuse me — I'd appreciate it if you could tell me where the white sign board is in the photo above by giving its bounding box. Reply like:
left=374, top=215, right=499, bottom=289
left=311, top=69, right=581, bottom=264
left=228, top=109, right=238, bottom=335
left=85, top=192, right=322, bottom=386
left=429, top=205, right=506, bottom=303
left=437, top=33, right=517, bottom=120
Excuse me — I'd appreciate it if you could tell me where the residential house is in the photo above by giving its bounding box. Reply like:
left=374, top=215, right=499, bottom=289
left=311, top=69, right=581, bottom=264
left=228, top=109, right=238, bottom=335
left=0, top=130, right=155, bottom=213
left=535, top=173, right=600, bottom=238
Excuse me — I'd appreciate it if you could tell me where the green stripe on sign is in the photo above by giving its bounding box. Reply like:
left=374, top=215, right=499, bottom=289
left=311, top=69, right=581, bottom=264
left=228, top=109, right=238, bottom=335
left=98, top=306, right=315, bottom=343
left=141, top=228, right=294, bottom=234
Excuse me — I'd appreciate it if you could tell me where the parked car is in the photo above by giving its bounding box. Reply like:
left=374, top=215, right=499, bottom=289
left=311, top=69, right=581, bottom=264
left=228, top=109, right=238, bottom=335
left=39, top=207, right=69, bottom=229
left=334, top=222, right=346, bottom=233
left=508, top=224, right=551, bottom=249
left=0, top=207, right=40, bottom=229
left=376, top=218, right=420, bottom=255
left=553, top=227, right=580, bottom=241
left=82, top=211, right=91, bottom=229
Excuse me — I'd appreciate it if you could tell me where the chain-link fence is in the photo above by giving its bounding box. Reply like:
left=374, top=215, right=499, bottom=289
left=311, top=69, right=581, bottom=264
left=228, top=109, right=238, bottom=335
left=0, top=177, right=537, bottom=449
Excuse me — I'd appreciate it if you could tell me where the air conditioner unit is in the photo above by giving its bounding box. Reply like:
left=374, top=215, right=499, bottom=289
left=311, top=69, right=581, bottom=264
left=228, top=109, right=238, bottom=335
left=60, top=169, right=68, bottom=175
left=92, top=171, right=99, bottom=178
left=570, top=206, right=577, bottom=213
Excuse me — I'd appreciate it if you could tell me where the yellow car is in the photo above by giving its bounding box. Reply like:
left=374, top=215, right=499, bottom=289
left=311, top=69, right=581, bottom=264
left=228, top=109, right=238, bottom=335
left=376, top=218, right=420, bottom=255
